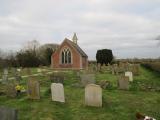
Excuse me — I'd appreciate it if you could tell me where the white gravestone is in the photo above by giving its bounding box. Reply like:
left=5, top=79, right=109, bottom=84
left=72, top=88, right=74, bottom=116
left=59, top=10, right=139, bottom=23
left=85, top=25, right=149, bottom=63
left=51, top=83, right=65, bottom=103
left=125, top=71, right=133, bottom=82
left=85, top=84, right=102, bottom=107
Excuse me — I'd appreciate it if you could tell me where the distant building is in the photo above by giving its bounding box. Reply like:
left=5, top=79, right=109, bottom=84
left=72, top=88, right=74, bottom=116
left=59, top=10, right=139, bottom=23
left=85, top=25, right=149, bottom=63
left=51, top=33, right=88, bottom=69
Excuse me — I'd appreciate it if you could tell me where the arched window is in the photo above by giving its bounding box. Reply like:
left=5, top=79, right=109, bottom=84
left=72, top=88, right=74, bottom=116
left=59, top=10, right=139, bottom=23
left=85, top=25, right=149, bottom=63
left=61, top=48, right=71, bottom=64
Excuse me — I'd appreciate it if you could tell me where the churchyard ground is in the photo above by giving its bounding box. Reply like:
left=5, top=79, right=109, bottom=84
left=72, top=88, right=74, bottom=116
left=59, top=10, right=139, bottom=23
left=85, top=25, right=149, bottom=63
left=0, top=65, right=160, bottom=120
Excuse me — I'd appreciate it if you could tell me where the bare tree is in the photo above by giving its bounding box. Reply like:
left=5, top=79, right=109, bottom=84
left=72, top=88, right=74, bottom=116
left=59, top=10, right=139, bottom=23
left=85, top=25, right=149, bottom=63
left=24, top=40, right=40, bottom=52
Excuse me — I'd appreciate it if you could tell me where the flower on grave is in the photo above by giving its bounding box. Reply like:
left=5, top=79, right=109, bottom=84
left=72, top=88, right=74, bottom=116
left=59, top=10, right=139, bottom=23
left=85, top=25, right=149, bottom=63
left=15, top=85, right=25, bottom=91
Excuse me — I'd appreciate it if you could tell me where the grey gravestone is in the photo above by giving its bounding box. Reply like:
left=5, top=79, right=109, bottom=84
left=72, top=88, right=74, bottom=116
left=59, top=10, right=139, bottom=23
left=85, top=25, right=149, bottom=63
left=0, top=106, right=18, bottom=120
left=51, top=83, right=65, bottom=102
left=98, top=80, right=111, bottom=89
left=2, top=74, right=8, bottom=84
left=27, top=79, right=40, bottom=99
left=3, top=68, right=8, bottom=75
left=26, top=68, right=32, bottom=75
left=118, top=76, right=129, bottom=90
left=2, top=68, right=8, bottom=84
left=131, top=64, right=140, bottom=75
left=80, top=74, right=95, bottom=86
left=14, top=75, right=22, bottom=84
left=6, top=84, right=17, bottom=98
left=50, top=74, right=64, bottom=84
left=85, top=84, right=102, bottom=107
left=12, top=68, right=22, bottom=84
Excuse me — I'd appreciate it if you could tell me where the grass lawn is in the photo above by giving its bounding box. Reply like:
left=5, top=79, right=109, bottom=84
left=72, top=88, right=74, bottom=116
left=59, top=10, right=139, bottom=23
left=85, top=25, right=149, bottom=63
left=0, top=66, right=160, bottom=120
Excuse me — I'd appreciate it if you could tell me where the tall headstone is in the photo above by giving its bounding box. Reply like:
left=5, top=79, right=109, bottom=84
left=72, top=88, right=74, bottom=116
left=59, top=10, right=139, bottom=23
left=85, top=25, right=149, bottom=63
left=118, top=76, right=129, bottom=90
left=2, top=74, right=8, bottom=84
left=2, top=68, right=8, bottom=84
left=125, top=71, right=133, bottom=82
left=4, top=68, right=8, bottom=75
left=0, top=106, right=18, bottom=120
left=85, top=84, right=102, bottom=107
left=51, top=83, right=65, bottom=102
left=132, top=64, right=140, bottom=75
left=6, top=83, right=17, bottom=98
left=80, top=74, right=95, bottom=86
left=27, top=78, right=40, bottom=99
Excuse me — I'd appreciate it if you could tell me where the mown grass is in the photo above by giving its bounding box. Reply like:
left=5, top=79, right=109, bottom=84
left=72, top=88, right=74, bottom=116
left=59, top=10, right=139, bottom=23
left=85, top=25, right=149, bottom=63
left=0, top=66, right=160, bottom=120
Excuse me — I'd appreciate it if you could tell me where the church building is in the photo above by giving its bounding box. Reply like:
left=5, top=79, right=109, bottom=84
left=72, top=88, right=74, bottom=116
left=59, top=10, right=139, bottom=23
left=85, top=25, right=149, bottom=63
left=51, top=33, right=88, bottom=69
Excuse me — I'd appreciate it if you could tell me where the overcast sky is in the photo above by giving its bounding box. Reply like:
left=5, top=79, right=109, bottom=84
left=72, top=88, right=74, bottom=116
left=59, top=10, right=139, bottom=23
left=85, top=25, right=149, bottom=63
left=0, top=0, right=160, bottom=60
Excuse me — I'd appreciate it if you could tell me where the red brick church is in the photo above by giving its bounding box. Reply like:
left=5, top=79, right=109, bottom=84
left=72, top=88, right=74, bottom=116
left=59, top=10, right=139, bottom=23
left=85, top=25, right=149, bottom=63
left=51, top=33, right=88, bottom=69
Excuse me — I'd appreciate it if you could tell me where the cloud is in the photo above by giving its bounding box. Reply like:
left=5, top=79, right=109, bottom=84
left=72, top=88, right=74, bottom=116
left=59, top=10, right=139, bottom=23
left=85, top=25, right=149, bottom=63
left=0, top=0, right=160, bottom=59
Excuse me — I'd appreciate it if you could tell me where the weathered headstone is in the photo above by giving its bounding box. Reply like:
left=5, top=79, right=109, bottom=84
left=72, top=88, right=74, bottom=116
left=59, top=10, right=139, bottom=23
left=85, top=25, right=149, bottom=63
left=98, top=80, right=111, bottom=89
left=132, top=64, right=140, bottom=75
left=85, top=84, right=102, bottom=107
left=50, top=74, right=64, bottom=84
left=26, top=68, right=32, bottom=75
left=3, top=68, right=8, bottom=75
left=6, top=84, right=17, bottom=98
left=2, top=74, right=8, bottom=84
left=0, top=106, right=18, bottom=120
left=125, top=71, right=133, bottom=82
left=113, top=64, right=118, bottom=75
left=51, top=83, right=65, bottom=102
left=14, top=74, right=22, bottom=84
left=118, top=76, right=129, bottom=90
left=80, top=74, right=95, bottom=86
left=2, top=68, right=8, bottom=84
left=27, top=78, right=40, bottom=99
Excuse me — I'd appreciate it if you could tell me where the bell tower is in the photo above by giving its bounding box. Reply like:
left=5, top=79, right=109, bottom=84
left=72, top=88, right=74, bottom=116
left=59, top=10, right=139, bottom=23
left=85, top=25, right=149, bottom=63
left=72, top=33, right=78, bottom=44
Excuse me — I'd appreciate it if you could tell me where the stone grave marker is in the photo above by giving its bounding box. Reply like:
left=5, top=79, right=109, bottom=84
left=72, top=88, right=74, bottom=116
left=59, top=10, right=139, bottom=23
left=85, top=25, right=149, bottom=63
left=132, top=64, right=140, bottom=75
left=113, top=64, right=118, bottom=75
left=2, top=74, right=8, bottom=84
left=80, top=74, right=95, bottom=86
left=118, top=76, right=129, bottom=90
left=125, top=71, right=133, bottom=82
left=27, top=78, right=40, bottom=99
left=0, top=106, right=18, bottom=120
left=85, top=84, right=102, bottom=107
left=2, top=68, right=8, bottom=84
left=51, top=83, right=65, bottom=102
left=50, top=74, right=64, bottom=84
left=6, top=83, right=17, bottom=98
left=14, top=74, right=22, bottom=84
left=17, top=68, right=21, bottom=72
left=37, top=68, right=42, bottom=75
left=26, top=68, right=32, bottom=75
left=3, top=68, right=8, bottom=75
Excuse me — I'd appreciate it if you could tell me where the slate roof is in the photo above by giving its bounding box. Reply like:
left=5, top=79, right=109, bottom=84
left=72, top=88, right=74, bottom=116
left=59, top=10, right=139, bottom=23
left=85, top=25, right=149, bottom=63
left=64, top=38, right=88, bottom=57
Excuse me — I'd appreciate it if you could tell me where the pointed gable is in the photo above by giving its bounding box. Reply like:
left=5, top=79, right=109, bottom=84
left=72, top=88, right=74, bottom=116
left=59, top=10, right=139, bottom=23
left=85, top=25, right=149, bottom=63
left=65, top=38, right=88, bottom=57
